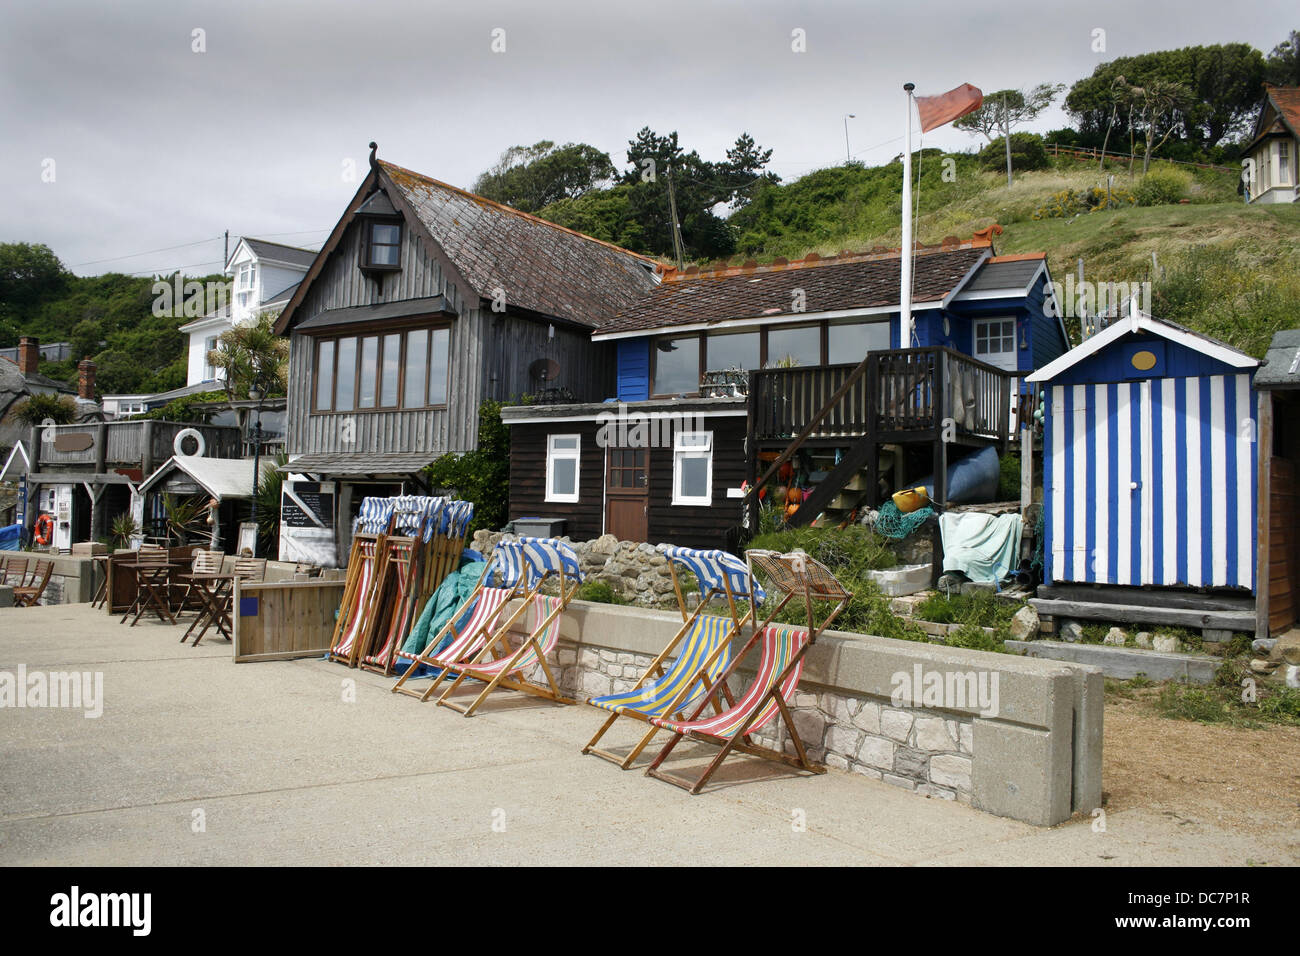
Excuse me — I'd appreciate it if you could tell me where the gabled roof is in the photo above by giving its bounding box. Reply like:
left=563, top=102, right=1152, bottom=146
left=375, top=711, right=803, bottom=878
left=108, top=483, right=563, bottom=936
left=379, top=161, right=658, bottom=327
left=1255, top=328, right=1300, bottom=389
left=228, top=237, right=318, bottom=272
left=591, top=245, right=991, bottom=339
left=1026, top=310, right=1257, bottom=383
left=139, top=455, right=276, bottom=501
left=958, top=253, right=1045, bottom=295
left=1245, top=84, right=1300, bottom=153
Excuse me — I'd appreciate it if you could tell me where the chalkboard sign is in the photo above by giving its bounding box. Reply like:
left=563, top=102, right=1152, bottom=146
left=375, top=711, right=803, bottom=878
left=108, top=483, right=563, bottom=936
left=279, top=481, right=338, bottom=567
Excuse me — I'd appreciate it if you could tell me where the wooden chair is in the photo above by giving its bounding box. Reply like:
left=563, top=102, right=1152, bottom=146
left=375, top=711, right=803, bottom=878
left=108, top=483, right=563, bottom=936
left=582, top=547, right=760, bottom=770
left=232, top=556, right=266, bottom=583
left=2, top=556, right=30, bottom=587
left=643, top=549, right=852, bottom=795
left=180, top=550, right=223, bottom=614
left=433, top=537, right=582, bottom=717
left=121, top=545, right=171, bottom=625
left=13, top=559, right=55, bottom=607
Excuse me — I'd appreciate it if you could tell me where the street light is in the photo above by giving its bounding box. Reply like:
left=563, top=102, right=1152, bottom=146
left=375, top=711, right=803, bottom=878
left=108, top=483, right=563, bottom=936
left=843, top=113, right=856, bottom=164
left=248, top=367, right=267, bottom=556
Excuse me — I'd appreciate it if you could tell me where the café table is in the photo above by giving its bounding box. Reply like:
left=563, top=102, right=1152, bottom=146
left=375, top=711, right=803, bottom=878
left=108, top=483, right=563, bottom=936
left=121, top=562, right=181, bottom=626
left=177, top=571, right=236, bottom=646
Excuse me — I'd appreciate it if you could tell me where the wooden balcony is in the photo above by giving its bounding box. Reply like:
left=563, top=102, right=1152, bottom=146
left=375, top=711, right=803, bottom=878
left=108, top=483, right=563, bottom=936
left=749, top=347, right=1016, bottom=445
left=33, top=420, right=243, bottom=472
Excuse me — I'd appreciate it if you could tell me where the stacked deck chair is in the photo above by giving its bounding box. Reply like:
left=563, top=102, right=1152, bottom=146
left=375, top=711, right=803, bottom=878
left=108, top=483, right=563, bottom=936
left=326, top=496, right=395, bottom=666
left=434, top=536, right=582, bottom=717
left=358, top=497, right=442, bottom=676
left=644, top=548, right=852, bottom=794
left=391, top=541, right=535, bottom=701
left=582, top=546, right=763, bottom=769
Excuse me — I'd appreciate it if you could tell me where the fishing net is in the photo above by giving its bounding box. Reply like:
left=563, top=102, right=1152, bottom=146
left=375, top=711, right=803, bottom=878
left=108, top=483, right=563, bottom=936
left=871, top=500, right=935, bottom=539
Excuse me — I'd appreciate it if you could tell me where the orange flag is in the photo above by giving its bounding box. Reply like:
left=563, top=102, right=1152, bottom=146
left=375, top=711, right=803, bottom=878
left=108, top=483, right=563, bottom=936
left=915, top=83, right=984, bottom=133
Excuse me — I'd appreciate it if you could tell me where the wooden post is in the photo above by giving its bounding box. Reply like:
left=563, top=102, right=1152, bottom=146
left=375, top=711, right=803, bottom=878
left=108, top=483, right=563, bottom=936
left=745, top=370, right=758, bottom=536
left=1255, top=390, right=1273, bottom=640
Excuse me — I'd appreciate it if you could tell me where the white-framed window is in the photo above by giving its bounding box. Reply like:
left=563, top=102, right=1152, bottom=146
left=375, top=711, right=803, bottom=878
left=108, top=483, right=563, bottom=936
left=672, top=430, right=713, bottom=506
left=974, top=317, right=1017, bottom=372
left=545, top=434, right=581, bottom=503
left=1279, top=139, right=1291, bottom=185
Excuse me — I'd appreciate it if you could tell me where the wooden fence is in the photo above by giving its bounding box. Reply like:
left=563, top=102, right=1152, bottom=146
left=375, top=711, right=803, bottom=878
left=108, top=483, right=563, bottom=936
left=232, top=579, right=347, bottom=663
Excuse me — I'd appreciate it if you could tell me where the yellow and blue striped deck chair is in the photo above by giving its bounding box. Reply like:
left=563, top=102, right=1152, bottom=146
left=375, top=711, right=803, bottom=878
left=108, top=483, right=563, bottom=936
left=581, top=546, right=763, bottom=769
left=644, top=548, right=852, bottom=795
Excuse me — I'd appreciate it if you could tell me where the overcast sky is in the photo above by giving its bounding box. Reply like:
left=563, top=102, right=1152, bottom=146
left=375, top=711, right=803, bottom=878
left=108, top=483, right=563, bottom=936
left=2, top=0, right=1293, bottom=277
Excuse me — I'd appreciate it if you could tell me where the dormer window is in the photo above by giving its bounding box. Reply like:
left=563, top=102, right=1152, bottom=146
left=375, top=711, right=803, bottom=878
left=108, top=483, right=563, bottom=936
left=365, top=221, right=402, bottom=269
left=356, top=188, right=403, bottom=274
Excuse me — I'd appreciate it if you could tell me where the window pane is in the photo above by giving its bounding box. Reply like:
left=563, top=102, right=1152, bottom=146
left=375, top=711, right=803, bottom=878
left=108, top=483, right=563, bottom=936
left=358, top=337, right=378, bottom=408
left=316, top=340, right=334, bottom=410
left=335, top=337, right=356, bottom=411
left=767, top=325, right=821, bottom=367
left=552, top=435, right=579, bottom=450
left=372, top=224, right=400, bottom=245
left=403, top=329, right=427, bottom=408
left=371, top=243, right=400, bottom=266
left=828, top=321, right=890, bottom=360
left=653, top=336, right=699, bottom=394
left=707, top=331, right=759, bottom=372
left=427, top=328, right=449, bottom=404
left=679, top=456, right=708, bottom=498
left=552, top=458, right=577, bottom=496
left=380, top=333, right=401, bottom=407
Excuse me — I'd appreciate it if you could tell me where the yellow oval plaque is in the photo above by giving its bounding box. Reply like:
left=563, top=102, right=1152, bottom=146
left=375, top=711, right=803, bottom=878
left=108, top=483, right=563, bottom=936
left=1131, top=350, right=1157, bottom=371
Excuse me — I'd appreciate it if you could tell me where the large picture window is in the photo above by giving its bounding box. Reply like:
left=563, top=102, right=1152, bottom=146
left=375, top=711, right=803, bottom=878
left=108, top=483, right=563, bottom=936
left=313, top=324, right=450, bottom=412
left=546, top=434, right=581, bottom=503
left=672, top=431, right=713, bottom=506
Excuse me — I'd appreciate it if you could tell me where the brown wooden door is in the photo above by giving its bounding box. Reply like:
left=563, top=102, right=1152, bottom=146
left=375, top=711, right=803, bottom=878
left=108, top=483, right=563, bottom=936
left=1269, top=457, right=1298, bottom=635
left=605, top=447, right=649, bottom=542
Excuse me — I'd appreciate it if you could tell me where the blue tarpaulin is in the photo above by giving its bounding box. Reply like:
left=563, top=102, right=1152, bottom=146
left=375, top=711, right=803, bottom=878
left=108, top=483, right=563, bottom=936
left=0, top=524, right=21, bottom=551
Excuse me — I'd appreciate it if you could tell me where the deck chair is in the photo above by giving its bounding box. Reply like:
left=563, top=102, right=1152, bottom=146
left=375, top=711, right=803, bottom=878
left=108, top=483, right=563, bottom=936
left=434, top=537, right=582, bottom=716
left=644, top=549, right=852, bottom=794
left=13, top=558, right=54, bottom=607
left=327, top=497, right=395, bottom=666
left=582, top=546, right=763, bottom=769
left=359, top=497, right=443, bottom=676
left=392, top=541, right=540, bottom=701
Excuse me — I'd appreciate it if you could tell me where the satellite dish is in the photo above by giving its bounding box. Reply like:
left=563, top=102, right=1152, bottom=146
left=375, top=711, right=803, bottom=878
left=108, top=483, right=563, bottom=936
left=529, top=358, right=561, bottom=383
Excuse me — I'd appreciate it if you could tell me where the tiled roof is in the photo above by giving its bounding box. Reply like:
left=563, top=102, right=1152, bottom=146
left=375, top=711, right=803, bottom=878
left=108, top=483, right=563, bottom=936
left=380, top=161, right=658, bottom=328
left=595, top=245, right=990, bottom=337
left=960, top=255, right=1045, bottom=294
left=1246, top=85, right=1300, bottom=151
left=241, top=238, right=318, bottom=270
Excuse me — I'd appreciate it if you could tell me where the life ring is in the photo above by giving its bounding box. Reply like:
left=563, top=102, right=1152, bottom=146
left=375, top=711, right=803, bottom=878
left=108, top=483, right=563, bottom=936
left=34, top=513, right=54, bottom=546
left=174, top=427, right=206, bottom=457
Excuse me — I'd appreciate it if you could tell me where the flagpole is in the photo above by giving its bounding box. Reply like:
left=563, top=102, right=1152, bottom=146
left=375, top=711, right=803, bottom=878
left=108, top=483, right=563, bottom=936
left=900, top=82, right=915, bottom=347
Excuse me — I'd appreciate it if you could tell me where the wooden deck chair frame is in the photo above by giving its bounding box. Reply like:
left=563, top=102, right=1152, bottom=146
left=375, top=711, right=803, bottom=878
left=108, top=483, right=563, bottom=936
left=582, top=547, right=760, bottom=769
left=435, top=538, right=582, bottom=716
left=390, top=545, right=535, bottom=702
left=358, top=533, right=425, bottom=676
left=13, top=558, right=54, bottom=607
left=644, top=549, right=852, bottom=795
left=326, top=531, right=386, bottom=666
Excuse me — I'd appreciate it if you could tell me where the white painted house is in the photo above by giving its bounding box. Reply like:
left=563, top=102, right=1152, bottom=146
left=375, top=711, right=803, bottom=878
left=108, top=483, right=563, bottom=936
left=1243, top=84, right=1299, bottom=205
left=177, top=237, right=317, bottom=387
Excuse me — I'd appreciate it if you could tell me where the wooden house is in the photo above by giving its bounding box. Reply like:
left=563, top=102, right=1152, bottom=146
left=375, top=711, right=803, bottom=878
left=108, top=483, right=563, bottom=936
left=1251, top=328, right=1300, bottom=638
left=1242, top=84, right=1299, bottom=205
left=1026, top=310, right=1261, bottom=634
left=272, top=146, right=658, bottom=562
left=502, top=234, right=1070, bottom=550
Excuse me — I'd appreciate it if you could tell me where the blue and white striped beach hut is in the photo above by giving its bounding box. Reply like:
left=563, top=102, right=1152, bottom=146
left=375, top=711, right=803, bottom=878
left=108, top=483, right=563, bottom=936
left=1026, top=312, right=1261, bottom=590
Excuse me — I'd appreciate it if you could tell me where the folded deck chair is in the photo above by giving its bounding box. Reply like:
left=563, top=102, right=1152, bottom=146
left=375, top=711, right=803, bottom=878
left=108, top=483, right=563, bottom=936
left=644, top=549, right=852, bottom=794
left=358, top=497, right=438, bottom=676
left=391, top=542, right=537, bottom=702
left=582, top=546, right=763, bottom=769
left=327, top=497, right=395, bottom=666
left=434, top=537, right=582, bottom=716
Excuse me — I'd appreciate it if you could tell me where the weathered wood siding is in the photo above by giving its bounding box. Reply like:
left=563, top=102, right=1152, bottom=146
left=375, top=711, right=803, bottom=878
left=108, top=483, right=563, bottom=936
left=508, top=420, right=605, bottom=541
left=481, top=316, right=615, bottom=405
left=287, top=214, right=481, bottom=457
left=508, top=413, right=747, bottom=550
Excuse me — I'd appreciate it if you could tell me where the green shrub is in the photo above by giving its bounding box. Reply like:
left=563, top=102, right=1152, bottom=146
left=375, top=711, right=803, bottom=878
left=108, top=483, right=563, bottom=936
left=997, top=453, right=1020, bottom=501
left=1134, top=166, right=1192, bottom=206
left=577, top=579, right=628, bottom=605
left=748, top=524, right=897, bottom=578
left=1031, top=184, right=1135, bottom=220
left=1257, top=688, right=1300, bottom=724
left=915, top=590, right=1022, bottom=629
left=946, top=622, right=1004, bottom=653
left=978, top=133, right=1049, bottom=173
left=11, top=392, right=77, bottom=426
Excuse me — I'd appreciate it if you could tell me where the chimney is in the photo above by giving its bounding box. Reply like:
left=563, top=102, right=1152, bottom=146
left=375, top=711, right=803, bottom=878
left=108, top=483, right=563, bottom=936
left=78, top=357, right=97, bottom=400
left=18, top=336, right=38, bottom=375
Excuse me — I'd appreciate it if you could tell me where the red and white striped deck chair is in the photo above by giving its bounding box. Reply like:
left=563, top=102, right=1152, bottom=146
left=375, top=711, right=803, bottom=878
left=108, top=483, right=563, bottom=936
left=644, top=549, right=852, bottom=794
left=391, top=541, right=537, bottom=702
left=434, top=537, right=582, bottom=717
left=327, top=496, right=395, bottom=666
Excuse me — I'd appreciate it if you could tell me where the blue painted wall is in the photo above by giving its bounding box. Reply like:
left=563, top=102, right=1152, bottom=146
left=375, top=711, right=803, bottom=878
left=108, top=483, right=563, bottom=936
left=616, top=339, right=650, bottom=401
left=1047, top=332, right=1242, bottom=386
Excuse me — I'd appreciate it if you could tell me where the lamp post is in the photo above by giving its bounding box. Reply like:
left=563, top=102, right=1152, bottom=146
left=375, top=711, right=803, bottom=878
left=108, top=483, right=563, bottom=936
left=843, top=113, right=856, bottom=163
left=248, top=372, right=267, bottom=557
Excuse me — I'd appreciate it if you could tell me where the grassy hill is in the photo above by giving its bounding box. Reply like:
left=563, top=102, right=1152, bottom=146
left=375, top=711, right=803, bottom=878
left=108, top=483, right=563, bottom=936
left=724, top=154, right=1300, bottom=358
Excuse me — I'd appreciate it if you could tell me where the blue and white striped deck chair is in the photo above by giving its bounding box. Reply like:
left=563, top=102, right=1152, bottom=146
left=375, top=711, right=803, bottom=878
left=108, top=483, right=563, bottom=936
left=581, top=546, right=763, bottom=769
left=433, top=537, right=582, bottom=715
left=352, top=496, right=396, bottom=535
left=392, top=540, right=540, bottom=702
